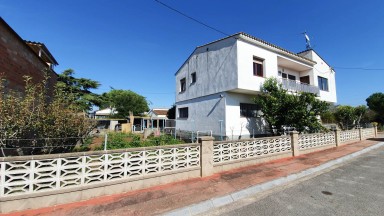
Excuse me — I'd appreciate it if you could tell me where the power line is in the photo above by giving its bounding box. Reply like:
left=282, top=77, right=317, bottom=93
left=333, top=66, right=384, bottom=71
left=154, top=0, right=229, bottom=36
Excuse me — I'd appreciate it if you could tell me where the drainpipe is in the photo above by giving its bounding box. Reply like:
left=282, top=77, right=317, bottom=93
left=219, top=120, right=223, bottom=141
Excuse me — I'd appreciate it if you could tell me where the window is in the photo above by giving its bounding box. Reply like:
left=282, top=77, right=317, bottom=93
left=180, top=78, right=186, bottom=92
left=288, top=74, right=296, bottom=81
left=253, top=57, right=264, bottom=77
left=300, top=76, right=310, bottom=84
left=318, top=76, right=329, bottom=91
left=240, top=103, right=259, bottom=118
left=191, top=72, right=196, bottom=84
left=178, top=107, right=189, bottom=119
left=278, top=72, right=295, bottom=80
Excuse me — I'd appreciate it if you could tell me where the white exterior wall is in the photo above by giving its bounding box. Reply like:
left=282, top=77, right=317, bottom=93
left=175, top=37, right=238, bottom=103
left=312, top=52, right=337, bottom=103
left=299, top=50, right=337, bottom=103
left=176, top=93, right=226, bottom=137
left=236, top=40, right=279, bottom=92
left=225, top=92, right=267, bottom=140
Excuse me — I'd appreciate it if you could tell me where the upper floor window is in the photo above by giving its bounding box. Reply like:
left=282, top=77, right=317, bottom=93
left=240, top=103, right=260, bottom=118
left=178, top=107, right=189, bottom=119
left=180, top=78, right=186, bottom=92
left=318, top=76, right=329, bottom=91
left=191, top=72, right=196, bottom=84
left=288, top=74, right=296, bottom=81
left=278, top=71, right=295, bottom=80
left=253, top=57, right=264, bottom=77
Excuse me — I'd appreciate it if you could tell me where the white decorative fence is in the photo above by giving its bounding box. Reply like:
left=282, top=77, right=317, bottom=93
left=298, top=132, right=336, bottom=150
left=0, top=144, right=200, bottom=197
left=213, top=136, right=291, bottom=164
left=362, top=128, right=375, bottom=139
left=0, top=127, right=377, bottom=213
left=340, top=129, right=360, bottom=143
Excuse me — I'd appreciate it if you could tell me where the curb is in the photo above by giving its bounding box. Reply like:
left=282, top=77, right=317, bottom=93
left=164, top=142, right=384, bottom=216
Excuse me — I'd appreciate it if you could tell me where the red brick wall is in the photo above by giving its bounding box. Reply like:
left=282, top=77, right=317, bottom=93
left=0, top=22, right=57, bottom=95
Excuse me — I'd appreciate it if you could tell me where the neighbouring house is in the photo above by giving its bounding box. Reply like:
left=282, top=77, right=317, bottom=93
left=175, top=32, right=337, bottom=140
left=93, top=107, right=117, bottom=119
left=147, top=108, right=169, bottom=130
left=0, top=17, right=58, bottom=97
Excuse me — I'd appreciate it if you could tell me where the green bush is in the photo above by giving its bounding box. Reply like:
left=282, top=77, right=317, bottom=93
left=101, top=132, right=183, bottom=150
left=0, top=74, right=96, bottom=156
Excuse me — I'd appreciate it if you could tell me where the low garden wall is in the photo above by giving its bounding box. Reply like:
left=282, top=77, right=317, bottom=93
left=0, top=127, right=377, bottom=213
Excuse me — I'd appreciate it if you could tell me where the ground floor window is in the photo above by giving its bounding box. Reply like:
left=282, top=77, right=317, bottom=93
left=178, top=107, right=189, bottom=119
left=240, top=103, right=259, bottom=118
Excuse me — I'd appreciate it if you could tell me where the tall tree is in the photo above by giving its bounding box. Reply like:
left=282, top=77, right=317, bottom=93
left=57, top=69, right=101, bottom=111
left=366, top=92, right=384, bottom=124
left=100, top=89, right=149, bottom=118
left=253, top=78, right=328, bottom=134
left=167, top=105, right=176, bottom=119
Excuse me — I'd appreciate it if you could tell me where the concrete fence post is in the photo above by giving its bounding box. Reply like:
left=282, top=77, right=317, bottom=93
left=359, top=127, right=363, bottom=140
left=199, top=136, right=215, bottom=177
left=374, top=126, right=378, bottom=138
left=334, top=129, right=341, bottom=147
left=290, top=131, right=300, bottom=156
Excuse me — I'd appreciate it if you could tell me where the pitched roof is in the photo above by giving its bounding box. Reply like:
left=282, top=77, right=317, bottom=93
left=152, top=109, right=168, bottom=116
left=197, top=32, right=315, bottom=64
left=25, top=41, right=59, bottom=65
left=176, top=32, right=316, bottom=75
left=0, top=17, right=59, bottom=68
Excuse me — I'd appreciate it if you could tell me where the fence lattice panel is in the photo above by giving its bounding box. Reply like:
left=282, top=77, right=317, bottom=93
left=298, top=132, right=336, bottom=150
left=362, top=128, right=374, bottom=139
left=213, top=136, right=291, bottom=164
left=0, top=145, right=200, bottom=197
left=340, top=130, right=360, bottom=143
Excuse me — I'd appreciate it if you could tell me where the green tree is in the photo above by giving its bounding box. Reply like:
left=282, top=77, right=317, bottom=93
left=100, top=89, right=149, bottom=118
left=354, top=105, right=367, bottom=126
left=366, top=92, right=384, bottom=124
left=253, top=78, right=328, bottom=134
left=334, top=105, right=356, bottom=130
left=167, top=105, right=176, bottom=119
left=57, top=69, right=101, bottom=111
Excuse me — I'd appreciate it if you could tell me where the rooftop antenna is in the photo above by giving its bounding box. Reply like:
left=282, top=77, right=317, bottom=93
left=302, top=31, right=311, bottom=50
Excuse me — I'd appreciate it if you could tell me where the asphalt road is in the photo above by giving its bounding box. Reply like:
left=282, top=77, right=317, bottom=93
left=204, top=145, right=384, bottom=216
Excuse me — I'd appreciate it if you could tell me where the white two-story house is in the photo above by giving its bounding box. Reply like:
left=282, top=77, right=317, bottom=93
left=175, top=32, right=337, bottom=140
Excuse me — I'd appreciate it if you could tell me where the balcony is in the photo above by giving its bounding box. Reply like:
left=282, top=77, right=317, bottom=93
left=280, top=78, right=320, bottom=95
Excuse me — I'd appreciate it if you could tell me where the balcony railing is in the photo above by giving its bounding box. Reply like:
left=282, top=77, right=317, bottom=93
left=280, top=78, right=320, bottom=95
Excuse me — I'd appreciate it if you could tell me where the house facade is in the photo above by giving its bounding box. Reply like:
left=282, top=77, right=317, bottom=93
left=147, top=108, right=169, bottom=129
left=175, top=32, right=337, bottom=140
left=0, top=17, right=58, bottom=96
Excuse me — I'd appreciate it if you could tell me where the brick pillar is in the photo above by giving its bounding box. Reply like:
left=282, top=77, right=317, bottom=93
left=290, top=131, right=300, bottom=156
left=335, top=129, right=341, bottom=147
left=199, top=136, right=214, bottom=177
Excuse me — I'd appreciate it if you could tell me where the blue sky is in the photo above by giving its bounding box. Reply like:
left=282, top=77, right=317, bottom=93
left=2, top=0, right=384, bottom=109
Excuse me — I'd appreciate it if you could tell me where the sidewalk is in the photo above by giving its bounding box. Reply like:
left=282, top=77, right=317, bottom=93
left=5, top=136, right=384, bottom=216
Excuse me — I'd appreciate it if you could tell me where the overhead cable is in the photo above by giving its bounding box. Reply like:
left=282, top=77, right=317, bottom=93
left=154, top=0, right=229, bottom=36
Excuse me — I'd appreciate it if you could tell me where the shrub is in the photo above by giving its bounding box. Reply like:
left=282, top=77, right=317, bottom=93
left=0, top=74, right=96, bottom=156
left=100, top=132, right=184, bottom=150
